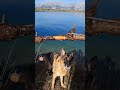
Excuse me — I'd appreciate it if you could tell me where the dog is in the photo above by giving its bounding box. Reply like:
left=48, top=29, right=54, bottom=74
left=51, top=48, right=74, bottom=90
left=37, top=52, right=53, bottom=70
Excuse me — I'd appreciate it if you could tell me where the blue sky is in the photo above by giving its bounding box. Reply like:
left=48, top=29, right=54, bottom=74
left=35, top=0, right=84, bottom=4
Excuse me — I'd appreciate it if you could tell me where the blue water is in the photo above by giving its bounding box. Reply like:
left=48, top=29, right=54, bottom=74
left=35, top=12, right=85, bottom=36
left=86, top=0, right=120, bottom=19
left=35, top=40, right=85, bottom=54
left=86, top=34, right=120, bottom=64
left=0, top=0, right=34, bottom=25
left=0, top=35, right=34, bottom=64
left=86, top=1, right=120, bottom=67
left=35, top=12, right=85, bottom=54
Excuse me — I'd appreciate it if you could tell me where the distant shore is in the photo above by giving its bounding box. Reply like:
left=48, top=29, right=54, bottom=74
left=35, top=8, right=84, bottom=13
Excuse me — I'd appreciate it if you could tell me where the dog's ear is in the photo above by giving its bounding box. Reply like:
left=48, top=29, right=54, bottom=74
left=70, top=53, right=74, bottom=57
left=61, top=48, right=66, bottom=56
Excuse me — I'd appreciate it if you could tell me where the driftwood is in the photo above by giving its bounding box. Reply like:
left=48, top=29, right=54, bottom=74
left=0, top=15, right=34, bottom=40
left=86, top=0, right=120, bottom=35
left=86, top=0, right=99, bottom=17
left=35, top=24, right=85, bottom=44
left=35, top=34, right=85, bottom=44
left=86, top=17, right=120, bottom=35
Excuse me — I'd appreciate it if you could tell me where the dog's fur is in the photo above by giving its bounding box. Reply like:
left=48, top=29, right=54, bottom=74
left=51, top=49, right=73, bottom=90
left=37, top=52, right=52, bottom=70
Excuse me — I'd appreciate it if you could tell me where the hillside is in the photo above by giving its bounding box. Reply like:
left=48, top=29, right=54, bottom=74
left=35, top=2, right=85, bottom=12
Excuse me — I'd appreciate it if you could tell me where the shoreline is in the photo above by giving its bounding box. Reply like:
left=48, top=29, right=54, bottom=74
left=35, top=34, right=85, bottom=44
left=35, top=40, right=85, bottom=55
left=35, top=9, right=84, bottom=13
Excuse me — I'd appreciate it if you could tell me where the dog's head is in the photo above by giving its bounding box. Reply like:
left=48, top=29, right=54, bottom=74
left=64, top=53, right=74, bottom=69
left=53, top=48, right=74, bottom=70
left=38, top=52, right=53, bottom=62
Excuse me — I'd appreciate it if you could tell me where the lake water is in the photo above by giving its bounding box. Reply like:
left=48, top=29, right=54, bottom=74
left=35, top=12, right=85, bottom=54
left=35, top=12, right=85, bottom=36
left=86, top=34, right=120, bottom=67
left=0, top=35, right=34, bottom=64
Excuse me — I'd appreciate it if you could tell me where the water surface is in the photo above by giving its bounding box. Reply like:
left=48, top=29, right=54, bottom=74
left=35, top=12, right=85, bottom=54
left=35, top=12, right=85, bottom=36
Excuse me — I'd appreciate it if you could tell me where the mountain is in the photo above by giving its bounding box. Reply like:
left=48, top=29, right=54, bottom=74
left=35, top=2, right=85, bottom=11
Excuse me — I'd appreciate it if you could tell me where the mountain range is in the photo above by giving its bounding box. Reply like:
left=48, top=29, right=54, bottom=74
left=35, top=2, right=85, bottom=11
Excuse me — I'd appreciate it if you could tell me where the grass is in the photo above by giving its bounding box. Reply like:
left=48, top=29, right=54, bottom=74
left=35, top=51, right=120, bottom=90
left=0, top=39, right=35, bottom=90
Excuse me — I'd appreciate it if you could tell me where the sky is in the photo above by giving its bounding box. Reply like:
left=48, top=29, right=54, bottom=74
left=35, top=0, right=84, bottom=4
